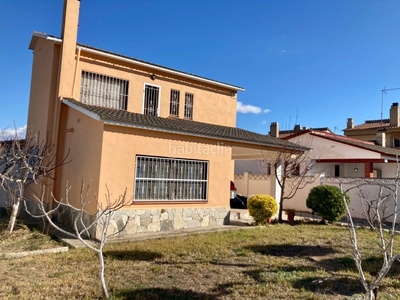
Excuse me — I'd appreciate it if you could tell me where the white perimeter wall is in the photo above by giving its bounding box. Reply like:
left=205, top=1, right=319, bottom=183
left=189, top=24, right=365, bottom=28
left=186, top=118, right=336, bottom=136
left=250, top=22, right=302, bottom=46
left=234, top=172, right=400, bottom=223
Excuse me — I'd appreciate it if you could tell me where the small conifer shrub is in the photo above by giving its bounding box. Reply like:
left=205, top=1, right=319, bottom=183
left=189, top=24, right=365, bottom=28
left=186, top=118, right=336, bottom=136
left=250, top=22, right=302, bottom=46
left=247, top=194, right=278, bottom=225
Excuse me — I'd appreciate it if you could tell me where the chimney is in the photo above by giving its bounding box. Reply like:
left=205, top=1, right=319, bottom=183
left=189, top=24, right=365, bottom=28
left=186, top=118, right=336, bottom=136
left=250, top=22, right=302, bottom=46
left=347, top=118, right=354, bottom=129
left=390, top=102, right=400, bottom=127
left=376, top=130, right=386, bottom=147
left=270, top=122, right=279, bottom=138
left=58, top=0, right=80, bottom=98
left=294, top=124, right=301, bottom=132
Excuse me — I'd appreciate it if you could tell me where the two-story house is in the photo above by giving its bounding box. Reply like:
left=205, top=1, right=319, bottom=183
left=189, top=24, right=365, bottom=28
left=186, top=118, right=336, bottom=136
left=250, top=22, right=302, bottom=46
left=344, top=102, right=400, bottom=148
left=26, top=0, right=304, bottom=236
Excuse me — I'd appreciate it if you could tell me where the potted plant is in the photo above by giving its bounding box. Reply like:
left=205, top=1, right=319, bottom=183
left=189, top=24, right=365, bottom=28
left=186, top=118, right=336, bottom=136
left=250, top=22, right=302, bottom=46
left=285, top=209, right=296, bottom=222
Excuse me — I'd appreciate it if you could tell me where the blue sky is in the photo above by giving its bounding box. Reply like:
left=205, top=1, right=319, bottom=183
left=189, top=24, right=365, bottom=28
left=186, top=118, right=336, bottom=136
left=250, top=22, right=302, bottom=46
left=1, top=0, right=400, bottom=138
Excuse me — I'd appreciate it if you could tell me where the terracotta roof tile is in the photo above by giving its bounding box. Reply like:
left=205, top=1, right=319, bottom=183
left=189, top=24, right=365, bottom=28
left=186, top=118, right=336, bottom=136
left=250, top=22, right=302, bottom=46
left=345, top=119, right=400, bottom=131
left=63, top=99, right=307, bottom=151
left=279, top=127, right=332, bottom=139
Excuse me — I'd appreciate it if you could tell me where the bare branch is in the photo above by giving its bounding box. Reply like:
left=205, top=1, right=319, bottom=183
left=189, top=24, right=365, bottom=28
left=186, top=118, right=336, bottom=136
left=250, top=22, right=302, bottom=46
left=24, top=179, right=131, bottom=299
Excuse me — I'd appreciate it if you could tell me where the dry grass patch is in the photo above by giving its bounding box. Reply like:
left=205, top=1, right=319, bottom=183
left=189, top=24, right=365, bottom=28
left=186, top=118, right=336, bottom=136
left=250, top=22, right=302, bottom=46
left=0, top=220, right=61, bottom=253
left=0, top=222, right=400, bottom=299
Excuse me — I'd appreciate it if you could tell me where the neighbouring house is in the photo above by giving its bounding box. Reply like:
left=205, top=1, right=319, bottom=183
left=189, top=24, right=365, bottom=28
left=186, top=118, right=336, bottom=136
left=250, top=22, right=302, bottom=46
left=344, top=102, right=400, bottom=148
left=284, top=129, right=400, bottom=179
left=270, top=123, right=333, bottom=139
left=234, top=123, right=332, bottom=176
left=235, top=122, right=400, bottom=181
left=234, top=122, right=400, bottom=218
left=25, top=0, right=305, bottom=236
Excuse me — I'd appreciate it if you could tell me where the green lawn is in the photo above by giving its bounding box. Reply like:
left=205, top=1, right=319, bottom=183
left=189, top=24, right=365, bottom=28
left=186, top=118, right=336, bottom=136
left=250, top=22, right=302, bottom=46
left=1, top=222, right=400, bottom=299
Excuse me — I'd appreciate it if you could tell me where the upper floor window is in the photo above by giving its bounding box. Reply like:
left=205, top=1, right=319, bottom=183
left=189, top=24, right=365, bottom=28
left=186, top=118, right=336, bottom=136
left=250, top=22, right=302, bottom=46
left=80, top=71, right=128, bottom=110
left=394, top=138, right=400, bottom=147
left=143, top=84, right=160, bottom=116
left=170, top=89, right=180, bottom=117
left=184, top=93, right=194, bottom=120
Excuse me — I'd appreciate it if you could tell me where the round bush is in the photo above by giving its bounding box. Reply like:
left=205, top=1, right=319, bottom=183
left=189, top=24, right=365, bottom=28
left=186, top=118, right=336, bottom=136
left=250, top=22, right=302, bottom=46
left=247, top=194, right=278, bottom=225
left=306, top=185, right=350, bottom=222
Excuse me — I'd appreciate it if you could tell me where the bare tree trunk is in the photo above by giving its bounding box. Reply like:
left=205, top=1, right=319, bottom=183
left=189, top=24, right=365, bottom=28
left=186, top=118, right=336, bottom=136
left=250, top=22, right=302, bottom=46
left=7, top=201, right=20, bottom=233
left=98, top=248, right=109, bottom=299
left=7, top=184, right=23, bottom=233
left=24, top=183, right=129, bottom=299
left=365, top=288, right=377, bottom=300
left=278, top=197, right=284, bottom=222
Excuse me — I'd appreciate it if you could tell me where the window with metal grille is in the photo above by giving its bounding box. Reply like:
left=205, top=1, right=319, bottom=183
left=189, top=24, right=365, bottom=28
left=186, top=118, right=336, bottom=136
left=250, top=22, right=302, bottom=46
left=143, top=84, right=160, bottom=116
left=135, top=156, right=208, bottom=202
left=184, top=93, right=194, bottom=120
left=80, top=71, right=128, bottom=110
left=394, top=138, right=400, bottom=147
left=169, top=89, right=180, bottom=117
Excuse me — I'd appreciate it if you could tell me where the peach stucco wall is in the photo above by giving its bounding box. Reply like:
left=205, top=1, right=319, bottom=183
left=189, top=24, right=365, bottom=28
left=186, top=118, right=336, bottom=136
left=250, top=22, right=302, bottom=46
left=54, top=105, right=104, bottom=213
left=28, top=35, right=239, bottom=143
left=27, top=39, right=60, bottom=138
left=27, top=14, right=241, bottom=214
left=74, top=52, right=237, bottom=127
left=97, top=124, right=234, bottom=209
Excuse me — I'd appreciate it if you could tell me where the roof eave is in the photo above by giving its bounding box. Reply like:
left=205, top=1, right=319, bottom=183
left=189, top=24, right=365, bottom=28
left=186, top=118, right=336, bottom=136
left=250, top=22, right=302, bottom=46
left=103, top=119, right=303, bottom=150
left=77, top=45, right=245, bottom=92
left=29, top=31, right=62, bottom=50
left=62, top=99, right=306, bottom=152
left=30, top=32, right=245, bottom=92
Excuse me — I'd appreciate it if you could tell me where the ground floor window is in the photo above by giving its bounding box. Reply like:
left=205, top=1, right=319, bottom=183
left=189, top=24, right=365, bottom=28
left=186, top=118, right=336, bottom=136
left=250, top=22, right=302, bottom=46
left=134, top=155, right=208, bottom=202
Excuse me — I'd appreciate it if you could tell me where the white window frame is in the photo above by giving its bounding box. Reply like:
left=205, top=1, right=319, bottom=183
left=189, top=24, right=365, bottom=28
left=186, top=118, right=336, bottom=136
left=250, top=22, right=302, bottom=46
left=80, top=70, right=129, bottom=110
left=134, top=155, right=209, bottom=202
left=142, top=83, right=161, bottom=116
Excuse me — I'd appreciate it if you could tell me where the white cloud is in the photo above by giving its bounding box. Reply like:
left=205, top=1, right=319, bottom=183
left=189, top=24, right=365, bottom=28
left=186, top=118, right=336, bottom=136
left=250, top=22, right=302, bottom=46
left=261, top=120, right=268, bottom=125
left=1, top=125, right=27, bottom=140
left=237, top=101, right=262, bottom=114
left=237, top=102, right=272, bottom=115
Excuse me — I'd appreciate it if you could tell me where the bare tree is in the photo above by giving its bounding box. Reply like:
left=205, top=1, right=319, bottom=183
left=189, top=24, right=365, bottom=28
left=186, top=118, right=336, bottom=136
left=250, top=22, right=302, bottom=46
left=336, top=168, right=400, bottom=299
left=24, top=181, right=131, bottom=299
left=264, top=145, right=317, bottom=222
left=0, top=131, right=67, bottom=233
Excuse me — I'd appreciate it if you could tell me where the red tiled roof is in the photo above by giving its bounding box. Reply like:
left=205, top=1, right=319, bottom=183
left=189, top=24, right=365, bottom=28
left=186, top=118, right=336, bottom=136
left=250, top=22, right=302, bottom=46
left=308, top=130, right=400, bottom=157
left=279, top=127, right=332, bottom=139
left=345, top=119, right=390, bottom=131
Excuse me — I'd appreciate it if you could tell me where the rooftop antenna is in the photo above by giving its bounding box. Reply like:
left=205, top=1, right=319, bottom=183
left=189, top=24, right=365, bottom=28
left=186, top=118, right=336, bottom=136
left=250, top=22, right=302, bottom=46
left=381, top=86, right=400, bottom=127
left=334, top=126, right=339, bottom=134
left=295, top=107, right=299, bottom=126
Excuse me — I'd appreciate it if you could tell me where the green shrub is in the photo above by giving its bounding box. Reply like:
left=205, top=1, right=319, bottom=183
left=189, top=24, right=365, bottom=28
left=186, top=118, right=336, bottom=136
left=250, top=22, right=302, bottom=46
left=247, top=194, right=278, bottom=225
left=306, top=185, right=350, bottom=222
